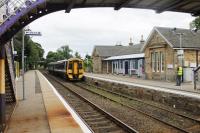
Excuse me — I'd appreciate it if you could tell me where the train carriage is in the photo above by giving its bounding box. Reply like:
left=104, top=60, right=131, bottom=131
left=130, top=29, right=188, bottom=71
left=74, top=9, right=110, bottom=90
left=47, top=58, right=84, bottom=81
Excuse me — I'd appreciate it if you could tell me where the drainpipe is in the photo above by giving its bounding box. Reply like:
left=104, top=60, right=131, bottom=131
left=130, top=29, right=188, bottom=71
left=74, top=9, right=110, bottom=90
left=0, top=45, right=5, bottom=132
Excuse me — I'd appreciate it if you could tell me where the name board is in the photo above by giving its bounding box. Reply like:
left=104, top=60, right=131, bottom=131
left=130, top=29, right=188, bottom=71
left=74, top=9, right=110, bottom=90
left=25, top=31, right=41, bottom=36
left=177, top=50, right=184, bottom=56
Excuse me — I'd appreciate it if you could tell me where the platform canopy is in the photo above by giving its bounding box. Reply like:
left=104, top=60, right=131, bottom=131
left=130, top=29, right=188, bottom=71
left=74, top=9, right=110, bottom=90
left=48, top=0, right=200, bottom=16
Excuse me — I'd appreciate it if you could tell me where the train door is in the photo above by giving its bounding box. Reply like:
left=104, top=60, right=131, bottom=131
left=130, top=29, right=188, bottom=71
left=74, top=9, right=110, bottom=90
left=73, top=61, right=78, bottom=75
left=125, top=61, right=129, bottom=75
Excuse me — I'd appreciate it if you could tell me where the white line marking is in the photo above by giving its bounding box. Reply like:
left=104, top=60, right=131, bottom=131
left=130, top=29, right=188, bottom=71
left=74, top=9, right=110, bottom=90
left=37, top=71, right=93, bottom=133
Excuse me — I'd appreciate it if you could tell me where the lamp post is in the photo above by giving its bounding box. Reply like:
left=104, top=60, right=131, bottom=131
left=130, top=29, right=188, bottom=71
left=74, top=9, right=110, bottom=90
left=176, top=33, right=184, bottom=66
left=176, top=33, right=184, bottom=89
left=22, top=28, right=41, bottom=100
left=22, top=28, right=25, bottom=100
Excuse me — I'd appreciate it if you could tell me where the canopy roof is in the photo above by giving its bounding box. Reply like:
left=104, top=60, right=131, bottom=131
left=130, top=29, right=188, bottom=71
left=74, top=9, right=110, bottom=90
left=104, top=53, right=144, bottom=61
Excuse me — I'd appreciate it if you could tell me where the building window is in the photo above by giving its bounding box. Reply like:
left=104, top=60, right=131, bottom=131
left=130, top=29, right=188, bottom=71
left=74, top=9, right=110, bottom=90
left=151, top=51, right=165, bottom=73
left=157, top=52, right=160, bottom=72
left=151, top=52, right=155, bottom=72
left=160, top=52, right=165, bottom=72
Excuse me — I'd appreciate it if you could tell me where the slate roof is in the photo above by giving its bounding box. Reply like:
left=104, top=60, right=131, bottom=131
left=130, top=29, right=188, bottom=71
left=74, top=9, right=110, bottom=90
left=155, top=27, right=200, bottom=48
left=93, top=43, right=144, bottom=57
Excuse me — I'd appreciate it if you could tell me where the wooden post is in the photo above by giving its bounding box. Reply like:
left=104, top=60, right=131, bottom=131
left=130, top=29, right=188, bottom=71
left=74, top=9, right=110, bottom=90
left=0, top=45, right=5, bottom=132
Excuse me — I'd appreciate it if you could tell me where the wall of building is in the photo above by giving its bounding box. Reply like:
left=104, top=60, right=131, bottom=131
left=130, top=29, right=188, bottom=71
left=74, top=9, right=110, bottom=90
left=144, top=31, right=176, bottom=81
left=92, top=56, right=103, bottom=73
left=145, top=31, right=200, bottom=81
left=184, top=50, right=200, bottom=67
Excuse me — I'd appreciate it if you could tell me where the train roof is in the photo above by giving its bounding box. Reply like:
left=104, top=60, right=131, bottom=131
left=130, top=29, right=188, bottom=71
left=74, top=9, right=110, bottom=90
left=48, top=59, right=67, bottom=65
left=68, top=58, right=83, bottom=61
left=48, top=58, right=83, bottom=65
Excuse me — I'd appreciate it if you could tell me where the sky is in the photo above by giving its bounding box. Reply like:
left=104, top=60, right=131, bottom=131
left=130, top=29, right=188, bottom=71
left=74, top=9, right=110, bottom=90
left=29, top=8, right=195, bottom=58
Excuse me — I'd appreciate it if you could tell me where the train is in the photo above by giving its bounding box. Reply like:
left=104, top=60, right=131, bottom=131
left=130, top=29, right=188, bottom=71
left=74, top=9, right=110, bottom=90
left=47, top=58, right=85, bottom=81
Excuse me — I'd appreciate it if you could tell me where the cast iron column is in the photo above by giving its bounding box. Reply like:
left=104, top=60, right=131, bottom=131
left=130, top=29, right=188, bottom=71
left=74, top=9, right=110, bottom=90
left=0, top=45, right=5, bottom=132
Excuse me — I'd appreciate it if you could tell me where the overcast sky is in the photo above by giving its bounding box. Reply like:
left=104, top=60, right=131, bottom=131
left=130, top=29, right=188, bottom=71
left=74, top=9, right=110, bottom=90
left=29, top=8, right=195, bottom=58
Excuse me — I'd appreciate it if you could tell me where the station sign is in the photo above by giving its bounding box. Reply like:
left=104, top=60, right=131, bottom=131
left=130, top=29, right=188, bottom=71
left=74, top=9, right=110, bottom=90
left=177, top=49, right=184, bottom=56
left=25, top=31, right=42, bottom=36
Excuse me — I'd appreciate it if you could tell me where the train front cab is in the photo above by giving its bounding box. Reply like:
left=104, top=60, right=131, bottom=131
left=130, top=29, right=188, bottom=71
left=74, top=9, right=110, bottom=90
left=67, top=58, right=84, bottom=80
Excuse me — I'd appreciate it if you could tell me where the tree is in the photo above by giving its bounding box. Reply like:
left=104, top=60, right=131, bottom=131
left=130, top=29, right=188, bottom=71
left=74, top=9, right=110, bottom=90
left=13, top=30, right=45, bottom=69
left=190, top=16, right=200, bottom=30
left=74, top=51, right=81, bottom=58
left=57, top=45, right=73, bottom=59
left=84, top=54, right=93, bottom=72
left=45, top=45, right=73, bottom=68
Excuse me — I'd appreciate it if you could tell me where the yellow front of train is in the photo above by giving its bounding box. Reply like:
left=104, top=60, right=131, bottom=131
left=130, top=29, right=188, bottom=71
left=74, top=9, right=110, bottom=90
left=67, top=58, right=84, bottom=80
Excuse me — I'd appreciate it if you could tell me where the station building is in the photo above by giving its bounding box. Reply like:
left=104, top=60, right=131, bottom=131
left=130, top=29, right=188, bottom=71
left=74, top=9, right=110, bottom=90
left=142, top=27, right=200, bottom=82
left=92, top=38, right=145, bottom=77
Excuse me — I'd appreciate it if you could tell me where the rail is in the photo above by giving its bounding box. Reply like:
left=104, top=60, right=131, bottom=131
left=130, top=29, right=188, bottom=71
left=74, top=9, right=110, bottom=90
left=44, top=72, right=138, bottom=133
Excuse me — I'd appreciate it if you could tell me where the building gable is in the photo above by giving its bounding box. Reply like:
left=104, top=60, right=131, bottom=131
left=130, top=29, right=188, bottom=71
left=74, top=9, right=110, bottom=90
left=142, top=28, right=171, bottom=52
left=92, top=48, right=99, bottom=57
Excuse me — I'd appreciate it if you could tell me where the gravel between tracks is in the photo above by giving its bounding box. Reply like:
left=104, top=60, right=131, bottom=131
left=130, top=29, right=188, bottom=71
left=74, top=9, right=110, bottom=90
left=44, top=74, right=184, bottom=133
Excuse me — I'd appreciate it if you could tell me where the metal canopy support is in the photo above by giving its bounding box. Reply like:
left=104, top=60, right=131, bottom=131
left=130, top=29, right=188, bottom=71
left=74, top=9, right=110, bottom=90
left=0, top=45, right=5, bottom=132
left=156, top=0, right=185, bottom=13
left=81, top=0, right=87, bottom=5
left=114, top=0, right=133, bottom=10
left=65, top=0, right=76, bottom=13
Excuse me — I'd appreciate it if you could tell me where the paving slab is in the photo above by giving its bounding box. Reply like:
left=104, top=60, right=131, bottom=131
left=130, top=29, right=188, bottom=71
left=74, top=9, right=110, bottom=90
left=6, top=70, right=91, bottom=133
left=6, top=70, right=50, bottom=133
left=37, top=71, right=90, bottom=133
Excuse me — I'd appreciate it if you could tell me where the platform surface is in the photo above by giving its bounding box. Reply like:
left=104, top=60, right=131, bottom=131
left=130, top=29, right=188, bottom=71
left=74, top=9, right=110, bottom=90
left=6, top=70, right=87, bottom=133
left=85, top=73, right=200, bottom=99
left=6, top=70, right=50, bottom=133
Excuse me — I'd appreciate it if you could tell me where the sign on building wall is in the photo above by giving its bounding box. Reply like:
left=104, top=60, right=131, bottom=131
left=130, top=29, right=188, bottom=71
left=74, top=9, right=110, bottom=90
left=167, top=64, right=173, bottom=69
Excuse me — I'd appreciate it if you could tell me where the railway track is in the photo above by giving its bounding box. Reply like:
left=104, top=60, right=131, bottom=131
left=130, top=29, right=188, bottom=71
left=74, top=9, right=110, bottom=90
left=43, top=72, right=138, bottom=133
left=73, top=82, right=200, bottom=133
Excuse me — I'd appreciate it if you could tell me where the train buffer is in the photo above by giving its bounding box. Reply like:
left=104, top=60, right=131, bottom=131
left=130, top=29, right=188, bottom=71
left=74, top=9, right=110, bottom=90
left=5, top=70, right=91, bottom=133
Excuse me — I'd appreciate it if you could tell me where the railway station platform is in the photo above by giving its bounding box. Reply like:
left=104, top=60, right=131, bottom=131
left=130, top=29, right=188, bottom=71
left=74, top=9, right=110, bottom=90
left=85, top=73, right=196, bottom=91
left=85, top=73, right=200, bottom=97
left=5, top=70, right=90, bottom=133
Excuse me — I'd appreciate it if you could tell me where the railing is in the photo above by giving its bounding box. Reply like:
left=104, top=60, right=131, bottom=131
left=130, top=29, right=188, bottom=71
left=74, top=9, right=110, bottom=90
left=193, top=66, right=200, bottom=90
left=0, top=0, right=36, bottom=25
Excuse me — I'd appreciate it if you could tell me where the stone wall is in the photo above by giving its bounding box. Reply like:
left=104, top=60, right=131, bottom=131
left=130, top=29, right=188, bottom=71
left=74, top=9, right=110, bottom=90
left=144, top=31, right=200, bottom=81
left=92, top=56, right=102, bottom=73
left=102, top=60, right=112, bottom=74
left=184, top=50, right=200, bottom=67
left=86, top=76, right=200, bottom=115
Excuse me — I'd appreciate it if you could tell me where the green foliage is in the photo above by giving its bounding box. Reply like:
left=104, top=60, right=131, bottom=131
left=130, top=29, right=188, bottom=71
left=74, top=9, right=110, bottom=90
left=190, top=16, right=200, bottom=30
left=74, top=51, right=81, bottom=58
left=13, top=30, right=44, bottom=70
left=84, top=54, right=93, bottom=72
left=45, top=45, right=73, bottom=67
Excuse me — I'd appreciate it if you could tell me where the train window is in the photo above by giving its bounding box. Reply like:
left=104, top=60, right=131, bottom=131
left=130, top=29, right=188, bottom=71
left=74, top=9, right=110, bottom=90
left=79, top=62, right=83, bottom=69
left=68, top=62, right=73, bottom=69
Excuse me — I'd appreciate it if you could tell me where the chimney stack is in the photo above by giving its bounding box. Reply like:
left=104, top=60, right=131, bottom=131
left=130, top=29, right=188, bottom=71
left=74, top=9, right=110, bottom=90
left=140, top=35, right=145, bottom=44
left=129, top=37, right=133, bottom=46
